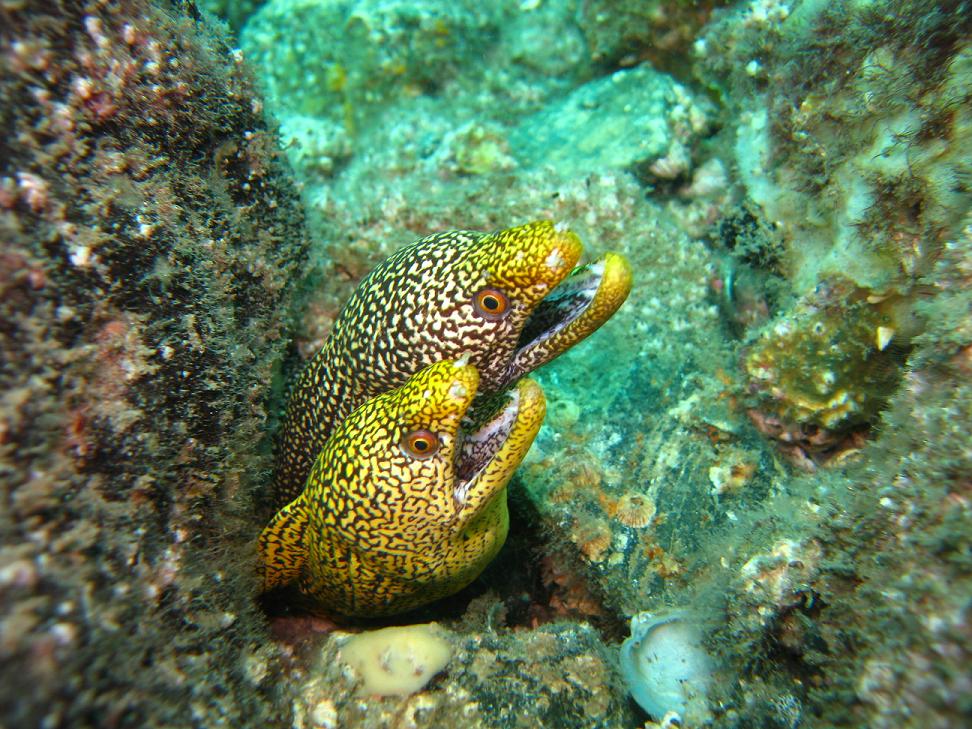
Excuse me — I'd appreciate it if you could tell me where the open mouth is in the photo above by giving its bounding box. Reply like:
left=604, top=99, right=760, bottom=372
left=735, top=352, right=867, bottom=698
left=452, top=388, right=521, bottom=507
left=516, top=259, right=606, bottom=353
left=503, top=250, right=631, bottom=387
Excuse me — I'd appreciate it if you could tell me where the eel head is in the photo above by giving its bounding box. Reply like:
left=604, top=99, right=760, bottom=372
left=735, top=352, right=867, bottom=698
left=260, top=360, right=545, bottom=616
left=377, top=219, right=633, bottom=394
left=460, top=220, right=632, bottom=391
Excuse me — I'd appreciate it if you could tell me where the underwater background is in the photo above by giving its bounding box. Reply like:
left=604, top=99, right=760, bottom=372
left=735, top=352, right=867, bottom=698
left=1, top=0, right=970, bottom=727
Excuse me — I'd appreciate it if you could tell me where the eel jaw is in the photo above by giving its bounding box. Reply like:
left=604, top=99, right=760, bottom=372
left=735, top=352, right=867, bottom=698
left=451, top=378, right=546, bottom=528
left=507, top=251, right=633, bottom=383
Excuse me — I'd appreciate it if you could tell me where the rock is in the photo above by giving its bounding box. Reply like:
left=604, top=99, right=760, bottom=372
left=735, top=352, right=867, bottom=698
left=509, top=64, right=712, bottom=179
left=0, top=1, right=307, bottom=725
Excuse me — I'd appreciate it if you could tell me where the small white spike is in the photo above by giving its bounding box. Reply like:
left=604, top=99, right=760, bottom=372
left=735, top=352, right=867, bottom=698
left=876, top=326, right=894, bottom=351
left=545, top=248, right=565, bottom=271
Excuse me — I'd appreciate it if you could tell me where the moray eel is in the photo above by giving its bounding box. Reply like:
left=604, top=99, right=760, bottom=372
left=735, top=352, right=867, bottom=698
left=259, top=359, right=546, bottom=617
left=273, top=220, right=632, bottom=508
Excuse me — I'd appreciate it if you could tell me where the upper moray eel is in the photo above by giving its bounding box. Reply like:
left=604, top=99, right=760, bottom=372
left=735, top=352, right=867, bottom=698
left=260, top=359, right=546, bottom=617
left=273, top=220, right=632, bottom=508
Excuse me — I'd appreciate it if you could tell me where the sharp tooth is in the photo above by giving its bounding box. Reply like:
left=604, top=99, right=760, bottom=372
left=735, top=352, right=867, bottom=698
left=876, top=326, right=894, bottom=351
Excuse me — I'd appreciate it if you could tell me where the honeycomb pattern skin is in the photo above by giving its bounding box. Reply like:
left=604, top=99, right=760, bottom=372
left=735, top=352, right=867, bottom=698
left=259, top=361, right=546, bottom=617
left=272, top=221, right=631, bottom=507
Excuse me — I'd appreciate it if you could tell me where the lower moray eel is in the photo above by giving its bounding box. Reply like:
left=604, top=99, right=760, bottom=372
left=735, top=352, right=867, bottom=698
left=259, top=360, right=546, bottom=617
left=273, top=220, right=632, bottom=508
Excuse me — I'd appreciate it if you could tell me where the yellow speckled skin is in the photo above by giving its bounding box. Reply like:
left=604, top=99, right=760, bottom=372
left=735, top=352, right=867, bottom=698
left=259, top=361, right=546, bottom=617
left=273, top=220, right=632, bottom=508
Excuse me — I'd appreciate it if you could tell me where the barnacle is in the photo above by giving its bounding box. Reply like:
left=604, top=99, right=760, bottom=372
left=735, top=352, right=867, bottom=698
left=743, top=278, right=904, bottom=459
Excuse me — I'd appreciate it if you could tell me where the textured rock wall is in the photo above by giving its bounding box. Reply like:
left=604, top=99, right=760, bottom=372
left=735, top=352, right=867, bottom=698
left=0, top=1, right=307, bottom=726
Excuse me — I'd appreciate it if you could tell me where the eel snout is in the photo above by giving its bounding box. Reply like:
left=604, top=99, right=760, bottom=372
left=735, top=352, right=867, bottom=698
left=451, top=378, right=545, bottom=525
left=509, top=250, right=633, bottom=381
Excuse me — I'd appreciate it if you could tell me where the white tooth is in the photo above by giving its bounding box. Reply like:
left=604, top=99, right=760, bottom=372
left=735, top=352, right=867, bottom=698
left=554, top=220, right=570, bottom=233
left=449, top=382, right=468, bottom=399
left=455, top=353, right=471, bottom=367
left=876, top=326, right=894, bottom=351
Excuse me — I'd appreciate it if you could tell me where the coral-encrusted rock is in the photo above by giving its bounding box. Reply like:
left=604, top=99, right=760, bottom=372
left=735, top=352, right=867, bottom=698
left=294, top=621, right=633, bottom=728
left=510, top=64, right=714, bottom=180
left=241, top=0, right=509, bottom=122
left=579, top=0, right=730, bottom=71
left=735, top=538, right=822, bottom=631
left=743, top=278, right=904, bottom=466
left=697, top=2, right=972, bottom=298
left=199, top=0, right=266, bottom=32
left=0, top=1, right=307, bottom=726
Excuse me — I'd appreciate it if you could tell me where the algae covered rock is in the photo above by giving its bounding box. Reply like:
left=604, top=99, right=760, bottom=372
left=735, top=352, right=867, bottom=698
left=295, top=621, right=633, bottom=728
left=241, top=0, right=510, bottom=122
left=199, top=0, right=266, bottom=31
left=742, top=279, right=904, bottom=466
left=698, top=0, right=972, bottom=296
left=510, top=64, right=713, bottom=179
left=0, top=1, right=307, bottom=725
left=579, top=0, right=731, bottom=71
left=339, top=624, right=453, bottom=697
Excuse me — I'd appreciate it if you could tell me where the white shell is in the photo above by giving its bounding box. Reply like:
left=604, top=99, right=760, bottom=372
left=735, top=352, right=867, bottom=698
left=619, top=612, right=713, bottom=720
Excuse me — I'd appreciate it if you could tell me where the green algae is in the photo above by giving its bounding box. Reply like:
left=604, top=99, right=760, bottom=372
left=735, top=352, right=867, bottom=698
left=0, top=1, right=307, bottom=725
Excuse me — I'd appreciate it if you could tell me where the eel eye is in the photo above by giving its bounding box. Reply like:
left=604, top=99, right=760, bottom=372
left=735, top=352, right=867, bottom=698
left=401, top=429, right=440, bottom=459
left=473, top=287, right=510, bottom=321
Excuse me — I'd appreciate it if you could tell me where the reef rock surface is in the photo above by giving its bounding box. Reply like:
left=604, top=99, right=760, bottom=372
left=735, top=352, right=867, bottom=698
left=0, top=1, right=307, bottom=726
